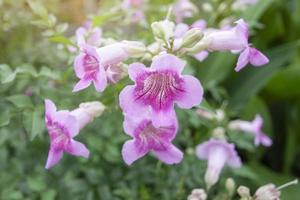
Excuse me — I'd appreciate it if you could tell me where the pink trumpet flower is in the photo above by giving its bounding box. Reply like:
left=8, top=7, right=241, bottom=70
left=119, top=54, right=203, bottom=127
left=202, top=19, right=269, bottom=71
left=228, top=114, right=272, bottom=147
left=121, top=110, right=183, bottom=165
left=44, top=99, right=105, bottom=169
left=73, top=43, right=128, bottom=92
left=196, top=139, right=242, bottom=189
left=76, top=20, right=102, bottom=47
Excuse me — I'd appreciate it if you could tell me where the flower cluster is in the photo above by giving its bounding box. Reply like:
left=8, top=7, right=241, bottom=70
left=44, top=0, right=273, bottom=193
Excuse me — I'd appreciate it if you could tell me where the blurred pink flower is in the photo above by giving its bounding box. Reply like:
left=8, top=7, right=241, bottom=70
left=123, top=0, right=144, bottom=8
left=76, top=20, right=102, bottom=47
left=254, top=183, right=280, bottom=200
left=44, top=99, right=89, bottom=169
left=196, top=139, right=241, bottom=189
left=121, top=110, right=183, bottom=165
left=174, top=0, right=198, bottom=23
left=228, top=114, right=272, bottom=147
left=73, top=44, right=128, bottom=92
left=119, top=54, right=203, bottom=127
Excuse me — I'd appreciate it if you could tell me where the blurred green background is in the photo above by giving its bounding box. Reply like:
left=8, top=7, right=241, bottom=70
left=0, top=0, right=300, bottom=199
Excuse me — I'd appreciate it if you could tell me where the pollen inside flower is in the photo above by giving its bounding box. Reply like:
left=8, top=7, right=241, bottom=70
left=134, top=71, right=185, bottom=110
left=134, top=120, right=175, bottom=152
left=83, top=54, right=99, bottom=77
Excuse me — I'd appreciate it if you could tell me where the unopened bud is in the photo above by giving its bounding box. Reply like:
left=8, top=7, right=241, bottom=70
left=196, top=108, right=214, bottom=120
left=237, top=186, right=251, bottom=200
left=185, top=38, right=210, bottom=54
left=187, top=188, right=207, bottom=200
left=202, top=3, right=213, bottom=13
left=181, top=28, right=204, bottom=49
left=225, top=178, right=236, bottom=196
left=79, top=101, right=105, bottom=119
left=151, top=20, right=175, bottom=41
left=121, top=40, right=146, bottom=58
left=254, top=184, right=280, bottom=200
left=212, top=127, right=226, bottom=140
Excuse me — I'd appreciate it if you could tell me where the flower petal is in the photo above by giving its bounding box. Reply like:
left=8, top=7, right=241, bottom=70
left=193, top=51, right=209, bottom=62
left=119, top=85, right=147, bottom=114
left=122, top=140, right=148, bottom=165
left=45, top=99, right=56, bottom=118
left=66, top=140, right=90, bottom=158
left=73, top=79, right=92, bottom=92
left=255, top=133, right=272, bottom=147
left=64, top=115, right=80, bottom=137
left=151, top=107, right=177, bottom=128
left=151, top=54, right=186, bottom=74
left=74, top=53, right=85, bottom=78
left=174, top=23, right=189, bottom=38
left=235, top=47, right=250, bottom=72
left=153, top=144, right=183, bottom=164
left=249, top=47, right=269, bottom=66
left=128, top=62, right=147, bottom=81
left=176, top=75, right=203, bottom=109
left=45, top=149, right=63, bottom=169
left=93, top=68, right=107, bottom=92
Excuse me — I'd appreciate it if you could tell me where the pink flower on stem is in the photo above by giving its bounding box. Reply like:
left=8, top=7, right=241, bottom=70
left=45, top=99, right=105, bottom=169
left=121, top=111, right=183, bottom=165
left=228, top=114, right=272, bottom=147
left=196, top=139, right=242, bottom=189
left=119, top=54, right=203, bottom=127
left=73, top=44, right=128, bottom=92
left=203, top=19, right=269, bottom=71
left=45, top=100, right=85, bottom=169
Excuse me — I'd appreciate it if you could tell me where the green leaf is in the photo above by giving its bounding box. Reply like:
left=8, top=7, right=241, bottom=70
left=6, top=95, right=33, bottom=108
left=27, top=0, right=48, bottom=19
left=243, top=0, right=274, bottom=22
left=265, top=67, right=300, bottom=99
left=48, top=36, right=75, bottom=46
left=228, top=43, right=297, bottom=111
left=22, top=107, right=45, bottom=140
left=92, top=12, right=121, bottom=26
left=0, top=104, right=11, bottom=127
left=27, top=177, right=47, bottom=192
left=41, top=189, right=56, bottom=200
left=0, top=64, right=16, bottom=84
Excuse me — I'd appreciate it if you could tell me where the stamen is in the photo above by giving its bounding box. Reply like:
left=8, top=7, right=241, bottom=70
left=277, top=179, right=298, bottom=190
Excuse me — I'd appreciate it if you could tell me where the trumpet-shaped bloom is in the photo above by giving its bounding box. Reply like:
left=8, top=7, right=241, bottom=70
left=73, top=44, right=128, bottom=92
left=44, top=99, right=89, bottom=169
left=119, top=54, right=203, bottom=127
left=121, top=110, right=183, bottom=165
left=228, top=114, right=272, bottom=147
left=202, top=19, right=269, bottom=71
left=196, top=139, right=241, bottom=189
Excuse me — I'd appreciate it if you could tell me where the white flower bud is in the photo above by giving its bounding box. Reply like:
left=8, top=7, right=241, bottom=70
left=212, top=127, right=226, bottom=140
left=237, top=186, right=251, bottom=200
left=187, top=188, right=207, bottom=200
left=79, top=101, right=105, bottom=119
left=121, top=40, right=146, bottom=58
left=181, top=28, right=204, bottom=49
left=185, top=38, right=210, bottom=54
left=225, top=178, right=236, bottom=196
left=202, top=3, right=213, bottom=13
left=151, top=20, right=175, bottom=42
left=254, top=184, right=280, bottom=200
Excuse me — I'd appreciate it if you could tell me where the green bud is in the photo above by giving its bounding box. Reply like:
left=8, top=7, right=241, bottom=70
left=151, top=20, right=175, bottom=42
left=181, top=28, right=204, bottom=49
left=121, top=40, right=146, bottom=58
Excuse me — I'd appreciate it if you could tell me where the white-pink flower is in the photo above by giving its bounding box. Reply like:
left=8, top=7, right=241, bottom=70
left=202, top=19, right=269, bottom=71
left=44, top=99, right=105, bottom=169
left=196, top=139, right=241, bottom=189
left=73, top=43, right=128, bottom=92
left=228, top=114, right=272, bottom=147
left=119, top=54, right=203, bottom=127
left=121, top=110, right=183, bottom=165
